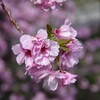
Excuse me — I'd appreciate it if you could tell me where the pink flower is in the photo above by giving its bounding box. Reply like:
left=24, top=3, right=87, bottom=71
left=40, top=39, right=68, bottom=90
left=33, top=29, right=59, bottom=66
left=27, top=65, right=77, bottom=91
left=32, top=0, right=66, bottom=11
left=12, top=29, right=59, bottom=67
left=11, top=18, right=83, bottom=91
left=54, top=19, right=77, bottom=39
left=35, top=67, right=77, bottom=91
left=12, top=35, right=34, bottom=66
left=60, top=39, right=83, bottom=68
left=33, top=39, right=59, bottom=66
left=46, top=71, right=77, bottom=91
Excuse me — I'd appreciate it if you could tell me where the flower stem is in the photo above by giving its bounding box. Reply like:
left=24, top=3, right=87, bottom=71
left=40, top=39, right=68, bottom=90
left=56, top=56, right=63, bottom=72
left=58, top=65, right=63, bottom=72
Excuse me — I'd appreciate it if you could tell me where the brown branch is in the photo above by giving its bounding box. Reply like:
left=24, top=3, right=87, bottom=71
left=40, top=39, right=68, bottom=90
left=0, top=0, right=26, bottom=34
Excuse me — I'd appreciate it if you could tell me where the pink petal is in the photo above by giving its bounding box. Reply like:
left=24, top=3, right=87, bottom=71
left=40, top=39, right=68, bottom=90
left=60, top=25, right=69, bottom=31
left=35, top=57, right=50, bottom=66
left=39, top=73, right=49, bottom=80
left=64, top=18, right=71, bottom=25
left=20, top=35, right=33, bottom=50
left=50, top=46, right=59, bottom=56
left=48, top=76, right=58, bottom=91
left=48, top=56, right=55, bottom=62
left=16, top=53, right=25, bottom=65
left=46, top=50, right=54, bottom=56
left=61, top=31, right=71, bottom=37
left=25, top=57, right=33, bottom=67
left=36, top=29, right=48, bottom=39
left=48, top=76, right=55, bottom=85
left=63, top=73, right=77, bottom=85
left=70, top=27, right=77, bottom=38
left=12, top=44, right=22, bottom=55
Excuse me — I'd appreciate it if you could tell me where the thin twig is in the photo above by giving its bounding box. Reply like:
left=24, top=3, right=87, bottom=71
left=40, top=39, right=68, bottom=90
left=0, top=0, right=25, bottom=34
left=59, top=66, right=63, bottom=72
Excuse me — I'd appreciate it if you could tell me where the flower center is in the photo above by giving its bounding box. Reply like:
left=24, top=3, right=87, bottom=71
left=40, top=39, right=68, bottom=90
left=41, top=47, right=46, bottom=53
left=55, top=29, right=61, bottom=34
left=25, top=50, right=31, bottom=57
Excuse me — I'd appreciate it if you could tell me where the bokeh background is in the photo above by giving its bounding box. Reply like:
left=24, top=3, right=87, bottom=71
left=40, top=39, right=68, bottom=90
left=0, top=0, right=100, bottom=100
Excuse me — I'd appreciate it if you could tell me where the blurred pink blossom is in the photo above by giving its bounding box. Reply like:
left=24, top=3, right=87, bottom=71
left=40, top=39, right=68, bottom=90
left=32, top=0, right=66, bottom=11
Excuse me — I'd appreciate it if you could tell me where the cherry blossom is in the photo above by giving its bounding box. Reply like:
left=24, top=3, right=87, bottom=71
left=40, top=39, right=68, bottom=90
left=12, top=29, right=59, bottom=67
left=44, top=71, right=77, bottom=91
left=27, top=66, right=77, bottom=91
left=12, top=19, right=83, bottom=91
left=12, top=43, right=33, bottom=66
left=54, top=19, right=77, bottom=39
left=33, top=39, right=59, bottom=66
left=60, top=39, right=83, bottom=68
left=12, top=35, right=36, bottom=66
left=32, top=0, right=66, bottom=11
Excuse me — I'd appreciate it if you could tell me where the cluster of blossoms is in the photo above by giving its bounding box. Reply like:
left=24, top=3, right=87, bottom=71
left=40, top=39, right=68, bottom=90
left=12, top=19, right=83, bottom=91
left=31, top=0, right=66, bottom=11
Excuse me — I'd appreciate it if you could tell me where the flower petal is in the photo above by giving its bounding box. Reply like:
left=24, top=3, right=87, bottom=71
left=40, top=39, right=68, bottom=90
left=20, top=35, right=33, bottom=50
left=12, top=44, right=22, bottom=55
left=25, top=57, right=33, bottom=67
left=35, top=57, right=50, bottom=66
left=48, top=76, right=58, bottom=91
left=16, top=53, right=25, bottom=65
left=36, top=29, right=48, bottom=39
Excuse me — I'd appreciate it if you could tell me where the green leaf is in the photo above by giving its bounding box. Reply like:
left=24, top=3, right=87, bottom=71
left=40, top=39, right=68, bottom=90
left=54, top=38, right=71, bottom=46
left=46, top=24, right=53, bottom=38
